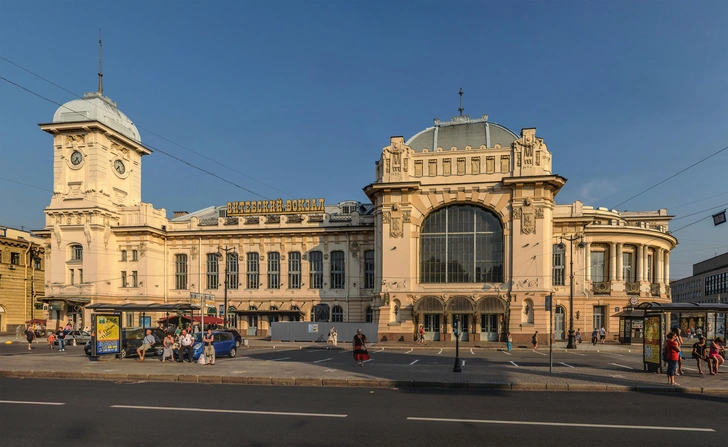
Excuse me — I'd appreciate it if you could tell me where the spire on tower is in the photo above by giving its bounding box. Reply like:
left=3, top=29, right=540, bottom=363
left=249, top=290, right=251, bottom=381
left=458, top=87, right=464, bottom=116
left=98, top=29, right=103, bottom=95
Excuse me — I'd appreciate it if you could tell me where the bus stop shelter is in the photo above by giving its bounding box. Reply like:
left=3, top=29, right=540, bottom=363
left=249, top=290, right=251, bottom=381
left=85, top=303, right=201, bottom=330
left=631, top=302, right=728, bottom=373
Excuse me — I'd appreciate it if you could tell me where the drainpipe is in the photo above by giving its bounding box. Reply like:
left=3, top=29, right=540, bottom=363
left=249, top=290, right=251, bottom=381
left=24, top=242, right=31, bottom=322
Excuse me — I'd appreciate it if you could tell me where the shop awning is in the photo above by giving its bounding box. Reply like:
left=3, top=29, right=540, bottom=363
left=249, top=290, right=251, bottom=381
left=25, top=318, right=47, bottom=325
left=86, top=303, right=200, bottom=312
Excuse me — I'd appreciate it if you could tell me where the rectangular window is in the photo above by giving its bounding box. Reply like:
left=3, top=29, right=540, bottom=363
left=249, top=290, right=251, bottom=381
left=443, top=158, right=451, bottom=176
left=72, top=245, right=83, bottom=261
left=457, top=157, right=466, bottom=175
left=121, top=271, right=127, bottom=288
left=364, top=250, right=375, bottom=289
left=121, top=250, right=127, bottom=262
left=471, top=157, right=480, bottom=174
left=34, top=258, right=41, bottom=270
left=500, top=155, right=510, bottom=173
left=647, top=254, right=653, bottom=282
left=70, top=269, right=75, bottom=285
left=206, top=253, right=219, bottom=290
left=175, top=254, right=188, bottom=290
left=247, top=253, right=259, bottom=289
left=132, top=249, right=138, bottom=261
left=552, top=244, right=565, bottom=286
left=486, top=156, right=495, bottom=174
left=428, top=159, right=437, bottom=176
left=288, top=252, right=301, bottom=289
left=11, top=252, right=20, bottom=265
left=623, top=252, right=634, bottom=282
left=414, top=160, right=423, bottom=177
left=590, top=251, right=606, bottom=282
left=330, top=251, right=345, bottom=289
left=227, top=253, right=239, bottom=290
left=131, top=271, right=138, bottom=288
left=268, top=252, right=280, bottom=289
left=593, top=306, right=605, bottom=331
left=309, top=251, right=323, bottom=289
left=79, top=269, right=83, bottom=284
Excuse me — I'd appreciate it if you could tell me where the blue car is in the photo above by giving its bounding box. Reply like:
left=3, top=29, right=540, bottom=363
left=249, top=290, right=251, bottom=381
left=191, top=331, right=237, bottom=361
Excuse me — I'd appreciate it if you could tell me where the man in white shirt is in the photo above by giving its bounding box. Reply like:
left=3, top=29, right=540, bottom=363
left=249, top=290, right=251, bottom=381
left=178, top=330, right=194, bottom=363
left=137, top=329, right=156, bottom=362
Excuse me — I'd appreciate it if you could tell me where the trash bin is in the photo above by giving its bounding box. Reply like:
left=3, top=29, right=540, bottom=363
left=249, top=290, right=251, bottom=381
left=243, top=339, right=249, bottom=347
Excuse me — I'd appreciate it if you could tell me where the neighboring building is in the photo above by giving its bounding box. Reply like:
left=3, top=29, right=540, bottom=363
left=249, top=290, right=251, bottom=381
left=0, top=226, right=45, bottom=332
left=671, top=252, right=728, bottom=304
left=35, top=88, right=677, bottom=342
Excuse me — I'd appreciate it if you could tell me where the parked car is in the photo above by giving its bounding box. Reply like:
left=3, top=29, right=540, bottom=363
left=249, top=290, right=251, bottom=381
left=84, top=327, right=166, bottom=358
left=191, top=331, right=237, bottom=360
left=227, top=329, right=243, bottom=347
left=55, top=330, right=91, bottom=345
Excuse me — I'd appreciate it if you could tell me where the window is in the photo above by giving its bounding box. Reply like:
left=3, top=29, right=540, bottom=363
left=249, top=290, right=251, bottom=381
left=500, top=155, right=510, bottom=173
left=227, top=253, right=239, bottom=290
left=332, top=305, right=344, bottom=322
left=131, top=271, right=138, bottom=288
left=175, top=254, right=188, bottom=290
left=121, top=271, right=127, bottom=288
left=288, top=252, right=301, bottom=289
left=420, top=205, right=504, bottom=283
left=34, top=258, right=41, bottom=270
left=290, top=305, right=301, bottom=321
left=428, top=159, right=437, bottom=176
left=132, top=249, right=138, bottom=261
left=485, top=156, right=495, bottom=173
left=552, top=244, right=565, bottom=286
left=443, top=159, right=451, bottom=176
left=309, top=251, right=323, bottom=289
left=647, top=253, right=653, bottom=283
left=414, top=160, right=423, bottom=177
left=247, top=253, right=259, bottom=289
left=590, top=251, right=606, bottom=282
left=330, top=251, right=345, bottom=289
left=206, top=253, right=219, bottom=289
left=79, top=269, right=83, bottom=284
left=70, top=269, right=75, bottom=285
left=268, top=252, right=280, bottom=289
left=471, top=157, right=480, bottom=174
left=593, top=306, right=605, bottom=331
left=364, top=250, right=375, bottom=289
left=457, top=158, right=466, bottom=175
left=70, top=245, right=83, bottom=261
left=11, top=252, right=20, bottom=265
left=623, top=252, right=634, bottom=282
left=121, top=250, right=127, bottom=261
left=366, top=306, right=373, bottom=323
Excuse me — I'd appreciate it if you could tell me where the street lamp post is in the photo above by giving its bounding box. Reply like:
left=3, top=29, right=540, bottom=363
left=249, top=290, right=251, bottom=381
left=453, top=315, right=462, bottom=372
left=216, top=246, right=237, bottom=329
left=558, top=235, right=585, bottom=350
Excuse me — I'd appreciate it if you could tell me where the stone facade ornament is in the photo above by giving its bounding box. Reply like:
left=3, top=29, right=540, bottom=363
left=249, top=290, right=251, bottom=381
left=521, top=211, right=535, bottom=235
left=535, top=207, right=544, bottom=219
left=265, top=215, right=281, bottom=224
left=402, top=211, right=411, bottom=223
left=390, top=217, right=403, bottom=238
left=83, top=220, right=92, bottom=247
left=244, top=216, right=260, bottom=225
left=382, top=212, right=391, bottom=224
left=512, top=207, right=522, bottom=219
left=190, top=245, right=198, bottom=261
left=286, top=214, right=304, bottom=224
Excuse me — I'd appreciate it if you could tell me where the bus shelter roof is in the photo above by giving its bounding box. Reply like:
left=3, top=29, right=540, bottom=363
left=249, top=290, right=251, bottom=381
left=86, top=303, right=200, bottom=312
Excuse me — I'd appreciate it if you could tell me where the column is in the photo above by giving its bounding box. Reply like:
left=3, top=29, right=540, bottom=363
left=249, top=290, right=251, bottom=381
left=609, top=242, right=617, bottom=281
left=656, top=248, right=664, bottom=283
left=584, top=242, right=591, bottom=281
left=616, top=243, right=623, bottom=281
left=664, top=251, right=670, bottom=283
left=636, top=245, right=643, bottom=282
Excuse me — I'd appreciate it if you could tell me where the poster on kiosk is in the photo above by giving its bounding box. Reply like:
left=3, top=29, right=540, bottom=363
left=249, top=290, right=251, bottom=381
left=91, top=313, right=121, bottom=356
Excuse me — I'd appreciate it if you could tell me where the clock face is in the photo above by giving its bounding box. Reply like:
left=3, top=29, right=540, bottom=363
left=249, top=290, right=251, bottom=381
left=70, top=151, right=83, bottom=166
left=114, top=159, right=126, bottom=175
left=629, top=296, right=639, bottom=306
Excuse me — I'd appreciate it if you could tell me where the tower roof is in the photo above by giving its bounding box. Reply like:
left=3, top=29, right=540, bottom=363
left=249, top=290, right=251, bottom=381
left=52, top=92, right=140, bottom=142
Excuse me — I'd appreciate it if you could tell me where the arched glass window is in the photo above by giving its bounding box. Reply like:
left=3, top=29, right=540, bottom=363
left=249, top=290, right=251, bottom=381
left=420, top=205, right=503, bottom=283
left=70, top=244, right=83, bottom=261
left=332, top=305, right=343, bottom=322
left=365, top=306, right=373, bottom=323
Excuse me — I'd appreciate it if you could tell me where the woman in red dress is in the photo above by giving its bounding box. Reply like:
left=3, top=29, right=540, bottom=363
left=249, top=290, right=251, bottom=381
left=353, top=329, right=370, bottom=367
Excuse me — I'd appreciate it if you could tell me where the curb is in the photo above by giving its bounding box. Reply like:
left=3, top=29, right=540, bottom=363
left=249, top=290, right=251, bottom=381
left=2, top=370, right=726, bottom=394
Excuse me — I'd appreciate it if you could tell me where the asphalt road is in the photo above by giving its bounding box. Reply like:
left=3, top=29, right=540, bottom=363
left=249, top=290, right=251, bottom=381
left=0, top=378, right=724, bottom=447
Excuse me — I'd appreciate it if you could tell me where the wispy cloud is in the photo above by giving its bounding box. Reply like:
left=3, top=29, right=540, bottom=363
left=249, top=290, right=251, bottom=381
left=577, top=179, right=618, bottom=205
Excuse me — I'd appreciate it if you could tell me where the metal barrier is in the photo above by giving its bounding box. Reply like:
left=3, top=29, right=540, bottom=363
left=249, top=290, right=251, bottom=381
left=271, top=322, right=378, bottom=343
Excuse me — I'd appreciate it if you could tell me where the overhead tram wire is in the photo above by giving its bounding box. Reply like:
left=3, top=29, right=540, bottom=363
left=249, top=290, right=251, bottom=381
left=0, top=75, right=270, bottom=200
left=0, top=55, right=295, bottom=199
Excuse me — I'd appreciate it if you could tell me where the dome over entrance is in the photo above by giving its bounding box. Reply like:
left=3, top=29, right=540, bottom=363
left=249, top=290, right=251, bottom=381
left=406, top=114, right=517, bottom=152
left=52, top=92, right=140, bottom=142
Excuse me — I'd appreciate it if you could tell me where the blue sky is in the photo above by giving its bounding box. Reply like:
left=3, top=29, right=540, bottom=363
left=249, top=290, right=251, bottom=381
left=2, top=0, right=728, bottom=279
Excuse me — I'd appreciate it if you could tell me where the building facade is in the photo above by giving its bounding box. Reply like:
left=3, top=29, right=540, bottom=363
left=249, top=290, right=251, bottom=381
left=0, top=226, right=45, bottom=332
left=671, top=252, right=728, bottom=304
left=36, top=91, right=677, bottom=342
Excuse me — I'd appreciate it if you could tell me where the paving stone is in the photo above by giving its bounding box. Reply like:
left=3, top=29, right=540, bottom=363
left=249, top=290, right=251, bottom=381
left=413, top=380, right=444, bottom=389
left=272, top=377, right=296, bottom=386
left=177, top=374, right=199, bottom=383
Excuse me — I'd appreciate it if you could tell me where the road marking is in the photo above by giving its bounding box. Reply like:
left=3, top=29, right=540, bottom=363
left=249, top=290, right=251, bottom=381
left=111, top=405, right=347, bottom=418
left=410, top=360, right=419, bottom=366
left=501, top=351, right=511, bottom=356
left=269, top=357, right=290, bottom=362
left=682, top=366, right=697, bottom=371
left=231, top=371, right=246, bottom=374
left=609, top=353, right=624, bottom=357
left=532, top=350, right=547, bottom=356
left=0, top=400, right=65, bottom=406
left=377, top=348, right=384, bottom=353
left=609, top=363, right=634, bottom=370
left=559, top=362, right=574, bottom=368
left=565, top=351, right=586, bottom=356
left=405, top=348, right=413, bottom=354
left=336, top=350, right=350, bottom=354
left=313, top=358, right=332, bottom=363
left=437, top=349, right=443, bottom=355
left=461, top=360, right=465, bottom=366
left=405, top=417, right=714, bottom=432
left=509, top=361, right=519, bottom=367
left=363, top=359, right=373, bottom=363
left=470, top=349, right=475, bottom=355
left=324, top=369, right=337, bottom=373
left=610, top=374, right=625, bottom=378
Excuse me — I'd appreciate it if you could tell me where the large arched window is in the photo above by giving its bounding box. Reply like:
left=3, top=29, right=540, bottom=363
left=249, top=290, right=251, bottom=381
left=420, top=205, right=503, bottom=283
left=332, top=305, right=344, bottom=322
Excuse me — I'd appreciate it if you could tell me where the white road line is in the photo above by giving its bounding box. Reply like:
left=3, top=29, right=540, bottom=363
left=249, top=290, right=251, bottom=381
left=269, top=357, right=291, bottom=362
left=461, top=360, right=465, bottom=366
left=378, top=348, right=384, bottom=353
left=559, top=362, right=574, bottom=368
left=609, top=363, right=634, bottom=370
left=610, top=374, right=625, bottom=378
left=470, top=349, right=475, bottom=355
left=313, top=358, right=332, bottom=363
left=363, top=359, right=373, bottom=363
left=405, top=417, right=714, bottom=432
left=437, top=349, right=443, bottom=355
left=501, top=351, right=511, bottom=355
left=609, top=353, right=624, bottom=357
left=406, top=348, right=413, bottom=354
left=410, top=360, right=419, bottom=366
left=0, top=400, right=65, bottom=406
left=111, top=405, right=347, bottom=418
left=509, top=361, right=519, bottom=367
left=532, top=350, right=547, bottom=356
left=336, top=350, right=349, bottom=354
left=566, top=352, right=586, bottom=356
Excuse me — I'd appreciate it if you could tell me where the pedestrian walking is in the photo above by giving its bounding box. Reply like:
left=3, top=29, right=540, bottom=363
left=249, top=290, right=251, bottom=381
left=15, top=324, right=22, bottom=340
left=25, top=326, right=35, bottom=350
left=691, top=336, right=708, bottom=374
left=664, top=332, right=681, bottom=386
left=599, top=326, right=607, bottom=344
left=56, top=329, right=66, bottom=352
left=531, top=331, right=538, bottom=350
left=575, top=328, right=582, bottom=344
left=136, top=329, right=156, bottom=362
left=418, top=325, right=426, bottom=345
left=353, top=329, right=370, bottom=367
left=672, top=327, right=684, bottom=375
left=328, top=327, right=338, bottom=346
left=708, top=337, right=725, bottom=375
left=591, top=328, right=598, bottom=345
left=162, top=332, right=174, bottom=363
left=47, top=332, right=55, bottom=349
left=506, top=332, right=513, bottom=352
left=203, top=329, right=215, bottom=365
left=178, top=330, right=193, bottom=363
